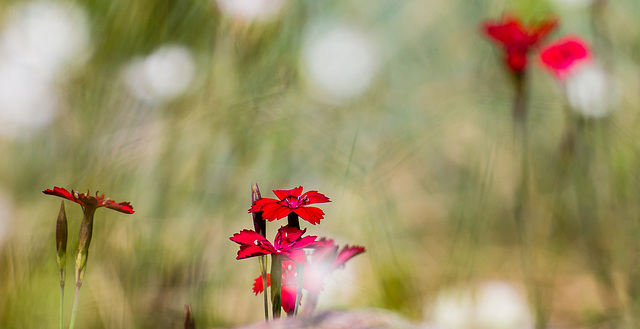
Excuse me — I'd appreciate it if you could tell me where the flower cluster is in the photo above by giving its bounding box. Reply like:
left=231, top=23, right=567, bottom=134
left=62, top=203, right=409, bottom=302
left=230, top=185, right=365, bottom=319
left=482, top=14, right=591, bottom=80
left=482, top=14, right=607, bottom=118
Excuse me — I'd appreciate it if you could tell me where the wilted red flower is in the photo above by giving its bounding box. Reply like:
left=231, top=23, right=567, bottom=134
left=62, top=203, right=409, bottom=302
left=252, top=261, right=299, bottom=313
left=482, top=15, right=557, bottom=72
left=303, top=238, right=366, bottom=293
left=540, top=36, right=591, bottom=80
left=43, top=186, right=134, bottom=287
left=249, top=186, right=330, bottom=225
left=230, top=225, right=317, bottom=263
left=43, top=186, right=134, bottom=214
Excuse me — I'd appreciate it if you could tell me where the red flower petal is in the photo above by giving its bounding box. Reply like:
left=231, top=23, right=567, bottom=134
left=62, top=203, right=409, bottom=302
left=280, top=283, right=298, bottom=313
left=531, top=19, right=558, bottom=44
left=230, top=230, right=275, bottom=260
left=506, top=50, right=528, bottom=72
left=283, top=249, right=308, bottom=264
left=43, top=186, right=77, bottom=203
left=274, top=225, right=306, bottom=246
left=104, top=200, right=135, bottom=214
left=43, top=187, right=134, bottom=214
left=248, top=198, right=278, bottom=213
left=273, top=186, right=303, bottom=200
left=293, top=206, right=325, bottom=225
left=253, top=274, right=270, bottom=295
left=266, top=204, right=294, bottom=221
left=482, top=15, right=557, bottom=72
left=540, top=36, right=590, bottom=79
left=301, top=191, right=331, bottom=204
left=333, top=245, right=366, bottom=270
left=484, top=17, right=527, bottom=46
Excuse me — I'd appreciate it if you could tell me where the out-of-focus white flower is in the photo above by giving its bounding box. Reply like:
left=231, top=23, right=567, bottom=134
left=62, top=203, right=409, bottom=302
left=0, top=61, right=57, bottom=136
left=475, top=281, right=533, bottom=329
left=123, top=45, right=196, bottom=104
left=301, top=24, right=379, bottom=103
left=0, top=0, right=90, bottom=138
left=565, top=64, right=617, bottom=118
left=0, top=0, right=90, bottom=79
left=432, top=288, right=474, bottom=329
left=215, top=0, right=286, bottom=22
left=430, top=282, right=533, bottom=329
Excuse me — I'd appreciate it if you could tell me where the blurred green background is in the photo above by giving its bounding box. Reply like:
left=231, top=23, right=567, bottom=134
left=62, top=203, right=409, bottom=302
left=1, top=0, right=639, bottom=328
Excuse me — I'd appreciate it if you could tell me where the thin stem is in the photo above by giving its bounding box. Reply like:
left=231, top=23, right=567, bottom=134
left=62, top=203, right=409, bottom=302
left=301, top=293, right=319, bottom=316
left=293, top=263, right=304, bottom=316
left=68, top=284, right=82, bottom=329
left=511, top=70, right=547, bottom=328
left=259, top=256, right=269, bottom=321
left=287, top=213, right=300, bottom=230
left=59, top=283, right=64, bottom=329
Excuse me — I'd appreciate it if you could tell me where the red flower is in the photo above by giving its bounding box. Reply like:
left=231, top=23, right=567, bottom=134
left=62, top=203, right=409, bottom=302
left=249, top=186, right=330, bottom=225
left=43, top=186, right=134, bottom=214
left=229, top=225, right=317, bottom=263
left=482, top=15, right=557, bottom=72
left=303, top=238, right=366, bottom=293
left=540, top=36, right=591, bottom=80
left=252, top=261, right=300, bottom=313
left=253, top=273, right=271, bottom=295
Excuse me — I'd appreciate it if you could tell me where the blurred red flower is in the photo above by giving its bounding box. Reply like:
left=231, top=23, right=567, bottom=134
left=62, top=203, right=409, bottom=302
left=540, top=36, right=591, bottom=80
left=303, top=238, right=366, bottom=293
left=482, top=15, right=557, bottom=72
left=249, top=186, right=330, bottom=225
left=230, top=225, right=317, bottom=263
left=43, top=186, right=134, bottom=214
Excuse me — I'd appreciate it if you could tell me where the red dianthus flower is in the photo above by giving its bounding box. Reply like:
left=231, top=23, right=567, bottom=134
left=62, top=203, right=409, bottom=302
left=43, top=186, right=134, bottom=214
left=249, top=186, right=330, bottom=225
left=482, top=15, right=557, bottom=72
left=229, top=225, right=317, bottom=264
left=540, top=36, right=591, bottom=80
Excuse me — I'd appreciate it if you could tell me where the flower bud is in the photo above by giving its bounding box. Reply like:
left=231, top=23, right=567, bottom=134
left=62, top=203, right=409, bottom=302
left=251, top=183, right=265, bottom=237
left=184, top=304, right=195, bottom=329
left=55, top=201, right=67, bottom=287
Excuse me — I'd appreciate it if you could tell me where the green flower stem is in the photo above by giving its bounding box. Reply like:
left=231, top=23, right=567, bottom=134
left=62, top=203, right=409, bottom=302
left=59, top=288, right=64, bottom=329
left=68, top=284, right=82, bottom=329
left=75, top=208, right=95, bottom=288
left=270, top=254, right=282, bottom=318
left=69, top=206, right=96, bottom=329
left=293, top=263, right=304, bottom=316
left=259, top=256, right=269, bottom=321
left=511, top=71, right=547, bottom=328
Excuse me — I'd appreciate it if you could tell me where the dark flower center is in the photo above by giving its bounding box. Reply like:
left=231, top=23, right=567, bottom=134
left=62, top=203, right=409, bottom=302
left=282, top=195, right=308, bottom=209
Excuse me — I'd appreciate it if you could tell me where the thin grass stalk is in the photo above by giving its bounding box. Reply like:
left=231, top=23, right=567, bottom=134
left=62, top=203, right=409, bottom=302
left=259, top=256, right=269, bottom=321
left=68, top=284, right=81, bottom=329
left=571, top=117, right=620, bottom=325
left=511, top=71, right=547, bottom=329
left=293, top=263, right=304, bottom=316
left=59, top=288, right=65, bottom=329
left=251, top=184, right=269, bottom=321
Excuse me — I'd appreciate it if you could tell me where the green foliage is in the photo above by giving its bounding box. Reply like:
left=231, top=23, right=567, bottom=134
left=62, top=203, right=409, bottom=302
left=1, top=0, right=640, bottom=328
